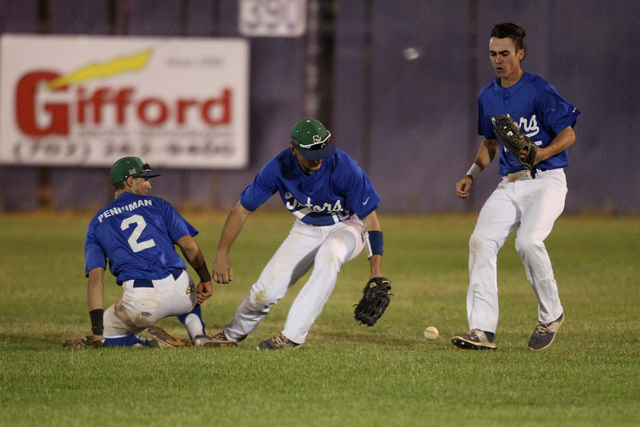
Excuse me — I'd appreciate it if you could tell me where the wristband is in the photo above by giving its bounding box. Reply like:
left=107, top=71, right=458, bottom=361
left=195, top=261, right=212, bottom=283
left=466, top=164, right=481, bottom=180
left=89, top=309, right=104, bottom=336
left=364, top=230, right=384, bottom=259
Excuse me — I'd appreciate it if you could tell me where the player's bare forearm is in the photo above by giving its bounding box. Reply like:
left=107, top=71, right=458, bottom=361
left=476, top=138, right=499, bottom=169
left=177, top=236, right=204, bottom=268
left=85, top=268, right=106, bottom=339
left=212, top=201, right=252, bottom=284
left=176, top=235, right=214, bottom=289
left=87, top=268, right=105, bottom=311
left=535, top=126, right=575, bottom=164
left=368, top=254, right=383, bottom=279
left=216, top=201, right=251, bottom=255
left=362, top=212, right=384, bottom=278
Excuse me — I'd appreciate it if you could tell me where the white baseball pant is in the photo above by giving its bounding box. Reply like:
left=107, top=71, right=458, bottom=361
left=224, top=216, right=365, bottom=344
left=103, top=270, right=196, bottom=338
left=467, top=168, right=567, bottom=334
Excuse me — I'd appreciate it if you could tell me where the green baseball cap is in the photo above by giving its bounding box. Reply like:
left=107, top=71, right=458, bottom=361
left=290, top=119, right=335, bottom=160
left=110, top=156, right=160, bottom=184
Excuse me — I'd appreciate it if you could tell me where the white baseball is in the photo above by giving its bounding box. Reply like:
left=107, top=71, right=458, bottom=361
left=424, top=326, right=439, bottom=341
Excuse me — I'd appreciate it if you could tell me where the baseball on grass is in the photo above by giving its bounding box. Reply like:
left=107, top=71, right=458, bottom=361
left=424, top=326, right=439, bottom=341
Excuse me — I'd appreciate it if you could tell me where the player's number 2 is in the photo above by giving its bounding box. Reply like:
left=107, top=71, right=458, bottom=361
left=121, top=214, right=156, bottom=253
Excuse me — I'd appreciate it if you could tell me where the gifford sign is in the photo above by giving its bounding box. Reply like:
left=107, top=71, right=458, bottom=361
left=0, top=34, right=249, bottom=169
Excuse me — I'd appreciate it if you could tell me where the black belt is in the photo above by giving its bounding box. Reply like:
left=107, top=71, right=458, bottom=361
left=531, top=168, right=547, bottom=179
left=132, top=268, right=184, bottom=288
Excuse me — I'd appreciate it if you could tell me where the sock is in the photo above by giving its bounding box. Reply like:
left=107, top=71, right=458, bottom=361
left=177, top=304, right=205, bottom=340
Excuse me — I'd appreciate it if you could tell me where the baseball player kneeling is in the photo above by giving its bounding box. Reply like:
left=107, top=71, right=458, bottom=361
left=64, top=157, right=235, bottom=349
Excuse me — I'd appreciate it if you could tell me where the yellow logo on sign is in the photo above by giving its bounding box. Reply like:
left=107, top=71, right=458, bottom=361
left=45, top=49, right=153, bottom=90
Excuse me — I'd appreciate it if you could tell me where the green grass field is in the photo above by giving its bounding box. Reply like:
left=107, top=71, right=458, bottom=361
left=1, top=211, right=639, bottom=426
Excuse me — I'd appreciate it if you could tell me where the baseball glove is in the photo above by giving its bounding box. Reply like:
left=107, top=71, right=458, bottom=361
left=354, top=277, right=392, bottom=327
left=63, top=335, right=103, bottom=349
left=492, top=115, right=538, bottom=169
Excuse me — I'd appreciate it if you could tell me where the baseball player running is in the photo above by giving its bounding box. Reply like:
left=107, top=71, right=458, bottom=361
left=210, top=119, right=387, bottom=350
left=452, top=23, right=580, bottom=351
left=66, top=156, right=235, bottom=348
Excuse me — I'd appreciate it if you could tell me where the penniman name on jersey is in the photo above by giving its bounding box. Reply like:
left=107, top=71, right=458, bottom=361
left=98, top=199, right=152, bottom=223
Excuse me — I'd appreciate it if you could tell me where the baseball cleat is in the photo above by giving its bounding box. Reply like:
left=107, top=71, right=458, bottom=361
left=528, top=312, right=564, bottom=351
left=451, top=329, right=497, bottom=350
left=257, top=333, right=301, bottom=350
left=146, top=326, right=192, bottom=348
left=194, top=332, right=237, bottom=348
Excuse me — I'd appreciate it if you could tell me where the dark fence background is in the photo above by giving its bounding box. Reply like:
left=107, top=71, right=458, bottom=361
left=1, top=0, right=638, bottom=214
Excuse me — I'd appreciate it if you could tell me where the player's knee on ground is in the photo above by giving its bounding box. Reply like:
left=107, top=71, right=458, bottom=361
left=103, top=300, right=143, bottom=338
left=126, top=297, right=161, bottom=328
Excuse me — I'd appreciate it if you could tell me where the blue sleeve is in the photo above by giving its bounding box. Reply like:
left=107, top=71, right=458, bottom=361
left=160, top=199, right=198, bottom=243
left=240, top=159, right=279, bottom=212
left=341, top=157, right=381, bottom=219
left=84, top=220, right=107, bottom=277
left=477, top=92, right=496, bottom=139
left=537, top=84, right=580, bottom=133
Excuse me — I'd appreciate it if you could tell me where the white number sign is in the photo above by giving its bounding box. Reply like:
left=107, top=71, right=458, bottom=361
left=239, top=0, right=307, bottom=37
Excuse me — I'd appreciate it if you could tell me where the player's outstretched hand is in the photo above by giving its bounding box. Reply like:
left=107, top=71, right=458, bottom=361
left=196, top=281, right=213, bottom=304
left=456, top=176, right=474, bottom=199
left=212, top=255, right=234, bottom=284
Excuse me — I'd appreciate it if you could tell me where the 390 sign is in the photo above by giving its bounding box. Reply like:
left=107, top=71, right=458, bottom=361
left=239, top=0, right=306, bottom=37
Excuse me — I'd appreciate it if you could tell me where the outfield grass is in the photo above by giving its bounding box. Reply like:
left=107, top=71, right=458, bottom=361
left=0, top=211, right=638, bottom=426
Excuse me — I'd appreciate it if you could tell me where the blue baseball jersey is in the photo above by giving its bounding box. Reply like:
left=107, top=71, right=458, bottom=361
left=478, top=71, right=581, bottom=175
left=240, top=149, right=380, bottom=226
left=84, top=192, right=197, bottom=283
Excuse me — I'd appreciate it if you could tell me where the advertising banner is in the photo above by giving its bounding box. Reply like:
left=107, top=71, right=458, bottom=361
left=0, top=34, right=249, bottom=169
